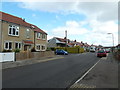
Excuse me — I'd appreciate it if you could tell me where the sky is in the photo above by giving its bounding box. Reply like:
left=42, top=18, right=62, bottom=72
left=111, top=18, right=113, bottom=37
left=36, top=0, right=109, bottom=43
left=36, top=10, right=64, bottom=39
left=1, top=0, right=119, bottom=46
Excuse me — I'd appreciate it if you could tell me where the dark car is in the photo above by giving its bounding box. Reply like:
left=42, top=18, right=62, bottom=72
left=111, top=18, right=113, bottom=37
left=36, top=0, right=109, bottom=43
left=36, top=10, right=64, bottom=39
left=55, top=49, right=68, bottom=55
left=97, top=50, right=107, bottom=57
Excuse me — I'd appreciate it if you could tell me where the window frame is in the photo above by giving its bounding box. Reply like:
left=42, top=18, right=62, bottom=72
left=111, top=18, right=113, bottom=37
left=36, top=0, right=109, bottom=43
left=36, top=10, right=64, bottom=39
left=36, top=32, right=41, bottom=39
left=8, top=25, right=19, bottom=36
left=36, top=44, right=41, bottom=51
left=14, top=42, right=22, bottom=50
left=4, top=41, right=13, bottom=50
left=42, top=34, right=46, bottom=40
left=41, top=44, right=46, bottom=51
left=26, top=29, right=30, bottom=39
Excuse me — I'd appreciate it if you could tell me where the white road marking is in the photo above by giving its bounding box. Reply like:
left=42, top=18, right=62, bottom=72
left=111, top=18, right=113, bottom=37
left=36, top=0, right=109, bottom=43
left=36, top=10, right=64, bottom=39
left=75, top=59, right=101, bottom=84
left=101, top=57, right=107, bottom=60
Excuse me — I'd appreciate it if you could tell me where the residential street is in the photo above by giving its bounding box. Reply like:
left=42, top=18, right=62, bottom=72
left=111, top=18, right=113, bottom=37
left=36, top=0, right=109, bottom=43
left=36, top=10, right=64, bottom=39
left=2, top=52, right=100, bottom=88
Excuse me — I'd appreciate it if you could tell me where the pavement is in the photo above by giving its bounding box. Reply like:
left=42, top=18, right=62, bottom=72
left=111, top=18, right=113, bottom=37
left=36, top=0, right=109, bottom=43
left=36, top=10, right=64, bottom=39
left=69, top=53, right=119, bottom=89
left=2, top=55, right=64, bottom=69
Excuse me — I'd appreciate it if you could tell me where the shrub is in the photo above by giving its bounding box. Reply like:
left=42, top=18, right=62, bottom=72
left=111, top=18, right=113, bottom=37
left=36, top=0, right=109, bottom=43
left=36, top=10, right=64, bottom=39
left=31, top=47, right=36, bottom=52
left=54, top=47, right=85, bottom=53
left=74, top=45, right=80, bottom=48
left=14, top=48, right=20, bottom=53
left=50, top=47, right=56, bottom=51
left=46, top=47, right=52, bottom=51
left=2, top=49, right=12, bottom=52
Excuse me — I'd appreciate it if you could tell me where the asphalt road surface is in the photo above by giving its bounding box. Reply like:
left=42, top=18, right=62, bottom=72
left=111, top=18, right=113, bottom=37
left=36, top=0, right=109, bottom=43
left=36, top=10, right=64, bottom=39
left=3, top=52, right=100, bottom=88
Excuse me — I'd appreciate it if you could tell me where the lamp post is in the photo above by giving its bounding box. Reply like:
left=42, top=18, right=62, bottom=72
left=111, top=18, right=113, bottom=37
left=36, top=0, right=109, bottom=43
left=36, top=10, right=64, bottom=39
left=107, top=33, right=114, bottom=52
left=65, top=30, right=67, bottom=47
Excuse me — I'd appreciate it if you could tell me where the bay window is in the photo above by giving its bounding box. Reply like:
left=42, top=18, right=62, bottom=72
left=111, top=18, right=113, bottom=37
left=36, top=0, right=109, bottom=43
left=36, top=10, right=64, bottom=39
left=4, top=41, right=12, bottom=50
left=15, top=42, right=21, bottom=49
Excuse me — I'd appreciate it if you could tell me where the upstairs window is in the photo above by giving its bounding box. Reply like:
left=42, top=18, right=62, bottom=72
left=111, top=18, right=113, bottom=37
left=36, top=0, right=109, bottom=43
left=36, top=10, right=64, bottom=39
left=42, top=34, right=46, bottom=40
left=26, top=29, right=30, bottom=38
left=8, top=25, right=19, bottom=36
left=36, top=32, right=41, bottom=39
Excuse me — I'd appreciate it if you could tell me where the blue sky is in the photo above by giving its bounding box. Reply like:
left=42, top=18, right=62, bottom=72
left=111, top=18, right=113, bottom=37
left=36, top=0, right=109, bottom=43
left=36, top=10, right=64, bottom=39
left=1, top=1, right=118, bottom=46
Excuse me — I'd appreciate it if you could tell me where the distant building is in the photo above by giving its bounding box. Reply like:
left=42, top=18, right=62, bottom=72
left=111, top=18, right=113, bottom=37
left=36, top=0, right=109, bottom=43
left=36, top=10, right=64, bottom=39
left=47, top=37, right=69, bottom=47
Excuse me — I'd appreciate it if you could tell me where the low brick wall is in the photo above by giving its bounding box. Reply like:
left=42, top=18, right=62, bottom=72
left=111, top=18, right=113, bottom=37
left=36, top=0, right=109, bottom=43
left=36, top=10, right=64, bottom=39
left=16, top=51, right=55, bottom=61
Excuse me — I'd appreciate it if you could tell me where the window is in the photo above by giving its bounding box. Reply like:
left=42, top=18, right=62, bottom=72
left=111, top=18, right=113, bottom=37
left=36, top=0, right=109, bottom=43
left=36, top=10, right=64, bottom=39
left=8, top=25, right=19, bottom=36
left=15, top=42, right=21, bottom=49
left=42, top=34, right=46, bottom=40
left=26, top=29, right=30, bottom=38
left=36, top=32, right=41, bottom=39
left=36, top=45, right=41, bottom=51
left=41, top=45, right=46, bottom=51
left=4, top=41, right=12, bottom=50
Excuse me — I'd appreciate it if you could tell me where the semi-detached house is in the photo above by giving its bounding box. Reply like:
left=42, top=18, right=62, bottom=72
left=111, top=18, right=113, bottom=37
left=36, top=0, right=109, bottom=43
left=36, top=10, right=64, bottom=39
left=0, top=11, right=47, bottom=52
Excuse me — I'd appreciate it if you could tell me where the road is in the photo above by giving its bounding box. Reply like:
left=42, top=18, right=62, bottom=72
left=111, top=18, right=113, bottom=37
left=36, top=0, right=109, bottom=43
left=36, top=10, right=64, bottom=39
left=3, top=52, right=100, bottom=88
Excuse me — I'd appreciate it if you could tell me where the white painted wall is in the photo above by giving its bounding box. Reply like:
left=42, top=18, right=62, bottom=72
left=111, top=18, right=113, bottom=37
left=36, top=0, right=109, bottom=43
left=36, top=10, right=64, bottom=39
left=0, top=52, right=15, bottom=62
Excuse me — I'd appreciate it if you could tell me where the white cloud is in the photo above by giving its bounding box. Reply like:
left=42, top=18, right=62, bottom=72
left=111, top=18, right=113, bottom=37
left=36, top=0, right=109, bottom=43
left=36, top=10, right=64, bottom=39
left=51, top=20, right=118, bottom=46
left=3, top=1, right=118, bottom=46
left=3, top=0, right=119, bottom=2
left=52, top=21, right=89, bottom=36
left=18, top=1, right=118, bottom=46
left=15, top=1, right=118, bottom=22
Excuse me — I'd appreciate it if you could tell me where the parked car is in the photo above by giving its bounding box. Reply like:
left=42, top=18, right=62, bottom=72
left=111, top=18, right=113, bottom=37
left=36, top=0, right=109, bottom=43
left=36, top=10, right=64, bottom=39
left=97, top=50, right=107, bottom=57
left=90, top=47, right=96, bottom=52
left=55, top=49, right=68, bottom=55
left=105, top=49, right=110, bottom=53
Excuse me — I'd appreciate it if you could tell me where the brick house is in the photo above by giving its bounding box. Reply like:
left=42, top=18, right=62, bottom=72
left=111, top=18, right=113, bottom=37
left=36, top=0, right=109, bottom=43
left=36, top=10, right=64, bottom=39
left=0, top=11, right=47, bottom=52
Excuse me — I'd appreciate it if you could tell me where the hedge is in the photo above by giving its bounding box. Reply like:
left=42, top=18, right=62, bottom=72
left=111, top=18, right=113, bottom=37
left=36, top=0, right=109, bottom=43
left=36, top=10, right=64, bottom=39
left=54, top=47, right=85, bottom=53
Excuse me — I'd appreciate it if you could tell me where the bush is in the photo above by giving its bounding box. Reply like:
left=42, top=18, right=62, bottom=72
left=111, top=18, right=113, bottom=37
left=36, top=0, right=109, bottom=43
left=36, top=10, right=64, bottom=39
left=54, top=47, right=85, bottom=53
left=2, top=49, right=12, bottom=52
left=86, top=49, right=90, bottom=52
left=50, top=47, right=56, bottom=51
left=14, top=48, right=20, bottom=53
left=31, top=47, right=36, bottom=52
left=46, top=47, right=52, bottom=51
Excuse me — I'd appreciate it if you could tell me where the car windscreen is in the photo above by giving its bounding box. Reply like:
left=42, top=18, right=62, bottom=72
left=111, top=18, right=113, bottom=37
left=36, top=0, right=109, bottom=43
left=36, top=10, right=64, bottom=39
left=98, top=51, right=105, bottom=53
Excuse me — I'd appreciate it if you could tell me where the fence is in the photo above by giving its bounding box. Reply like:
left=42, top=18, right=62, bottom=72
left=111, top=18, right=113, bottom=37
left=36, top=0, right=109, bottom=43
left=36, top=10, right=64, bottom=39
left=16, top=51, right=55, bottom=61
left=0, top=52, right=15, bottom=62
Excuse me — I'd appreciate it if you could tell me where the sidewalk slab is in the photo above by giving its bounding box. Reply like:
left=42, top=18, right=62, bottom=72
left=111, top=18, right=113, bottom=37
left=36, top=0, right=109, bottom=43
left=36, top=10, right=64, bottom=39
left=70, top=53, right=118, bottom=88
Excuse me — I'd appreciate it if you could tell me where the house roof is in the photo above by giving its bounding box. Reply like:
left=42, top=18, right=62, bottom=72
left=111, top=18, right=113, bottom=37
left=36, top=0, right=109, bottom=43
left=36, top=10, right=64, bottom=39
left=55, top=37, right=67, bottom=43
left=31, top=25, right=47, bottom=35
left=0, top=11, right=47, bottom=34
left=116, top=44, right=120, bottom=47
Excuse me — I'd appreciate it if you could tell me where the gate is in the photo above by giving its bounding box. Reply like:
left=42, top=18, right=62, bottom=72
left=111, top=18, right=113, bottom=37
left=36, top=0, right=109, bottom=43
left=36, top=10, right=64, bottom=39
left=0, top=52, right=15, bottom=62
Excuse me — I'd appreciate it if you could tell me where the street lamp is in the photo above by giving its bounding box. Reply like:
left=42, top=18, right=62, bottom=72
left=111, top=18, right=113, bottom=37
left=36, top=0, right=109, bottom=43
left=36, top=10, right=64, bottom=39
left=65, top=30, right=67, bottom=47
left=107, top=33, right=114, bottom=52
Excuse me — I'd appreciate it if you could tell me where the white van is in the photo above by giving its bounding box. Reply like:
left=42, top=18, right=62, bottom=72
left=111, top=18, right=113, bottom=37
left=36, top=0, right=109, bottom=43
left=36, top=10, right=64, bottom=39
left=90, top=47, right=96, bottom=52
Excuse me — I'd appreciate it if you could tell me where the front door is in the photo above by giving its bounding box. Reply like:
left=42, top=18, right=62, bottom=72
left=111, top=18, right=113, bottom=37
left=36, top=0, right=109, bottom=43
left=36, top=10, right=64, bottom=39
left=24, top=45, right=27, bottom=51
left=24, top=45, right=31, bottom=51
